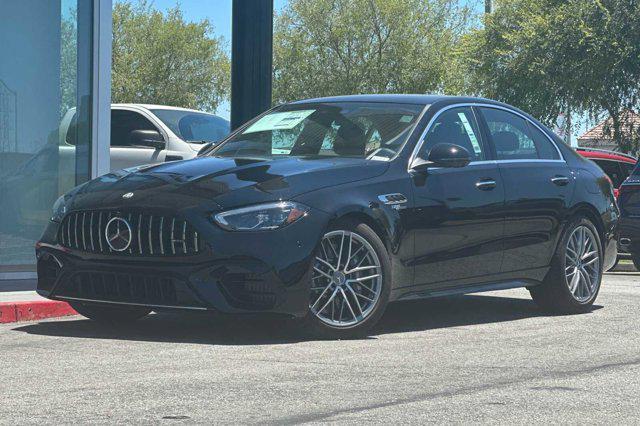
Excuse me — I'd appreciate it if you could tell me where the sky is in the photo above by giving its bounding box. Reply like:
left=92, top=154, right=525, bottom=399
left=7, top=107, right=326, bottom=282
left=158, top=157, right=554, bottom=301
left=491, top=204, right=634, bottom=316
left=117, top=0, right=587, bottom=141
left=122, top=0, right=482, bottom=120
left=148, top=0, right=290, bottom=45
left=147, top=0, right=480, bottom=45
left=134, top=0, right=288, bottom=119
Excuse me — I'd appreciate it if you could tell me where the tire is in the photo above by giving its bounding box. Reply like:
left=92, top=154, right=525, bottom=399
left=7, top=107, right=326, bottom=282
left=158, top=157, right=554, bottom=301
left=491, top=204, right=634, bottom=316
left=70, top=302, right=151, bottom=324
left=529, top=217, right=603, bottom=313
left=631, top=253, right=640, bottom=271
left=299, top=219, right=391, bottom=339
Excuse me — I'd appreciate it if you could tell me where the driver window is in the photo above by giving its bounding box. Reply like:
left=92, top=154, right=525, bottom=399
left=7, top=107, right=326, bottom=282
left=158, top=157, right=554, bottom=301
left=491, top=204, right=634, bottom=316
left=420, top=107, right=485, bottom=162
left=111, top=110, right=160, bottom=148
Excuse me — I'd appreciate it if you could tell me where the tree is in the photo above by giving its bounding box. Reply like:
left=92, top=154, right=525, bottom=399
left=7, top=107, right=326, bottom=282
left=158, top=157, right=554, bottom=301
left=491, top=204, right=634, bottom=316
left=272, top=0, right=477, bottom=104
left=112, top=1, right=230, bottom=112
left=460, top=0, right=640, bottom=153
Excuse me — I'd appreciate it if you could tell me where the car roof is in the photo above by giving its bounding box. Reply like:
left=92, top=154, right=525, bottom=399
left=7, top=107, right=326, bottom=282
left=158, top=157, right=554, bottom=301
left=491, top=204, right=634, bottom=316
left=112, top=103, right=217, bottom=115
left=576, top=147, right=638, bottom=163
left=290, top=94, right=506, bottom=106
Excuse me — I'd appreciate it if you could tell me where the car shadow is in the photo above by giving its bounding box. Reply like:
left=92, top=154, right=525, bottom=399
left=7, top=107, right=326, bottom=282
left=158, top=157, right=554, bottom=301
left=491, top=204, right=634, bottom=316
left=375, top=295, right=601, bottom=335
left=12, top=294, right=603, bottom=346
left=605, top=271, right=639, bottom=277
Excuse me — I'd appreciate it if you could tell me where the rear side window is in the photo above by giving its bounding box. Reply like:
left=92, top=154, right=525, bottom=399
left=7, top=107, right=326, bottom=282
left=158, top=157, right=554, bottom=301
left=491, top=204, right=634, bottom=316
left=593, top=160, right=625, bottom=188
left=526, top=122, right=560, bottom=160
left=620, top=161, right=636, bottom=182
left=111, top=110, right=159, bottom=148
left=480, top=108, right=560, bottom=160
left=621, top=161, right=637, bottom=177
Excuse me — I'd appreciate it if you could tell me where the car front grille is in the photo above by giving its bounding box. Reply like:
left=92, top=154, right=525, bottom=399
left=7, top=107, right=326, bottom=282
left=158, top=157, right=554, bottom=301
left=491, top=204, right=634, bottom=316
left=58, top=210, right=205, bottom=256
left=55, top=270, right=205, bottom=308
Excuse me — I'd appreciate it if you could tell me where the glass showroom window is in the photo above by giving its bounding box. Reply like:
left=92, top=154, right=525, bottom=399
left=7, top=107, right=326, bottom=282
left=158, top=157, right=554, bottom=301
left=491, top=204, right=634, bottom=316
left=0, top=1, right=93, bottom=273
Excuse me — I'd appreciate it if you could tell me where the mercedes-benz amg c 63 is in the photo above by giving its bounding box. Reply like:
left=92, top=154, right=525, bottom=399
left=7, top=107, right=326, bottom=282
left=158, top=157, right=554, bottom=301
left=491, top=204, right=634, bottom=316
left=36, top=95, right=618, bottom=338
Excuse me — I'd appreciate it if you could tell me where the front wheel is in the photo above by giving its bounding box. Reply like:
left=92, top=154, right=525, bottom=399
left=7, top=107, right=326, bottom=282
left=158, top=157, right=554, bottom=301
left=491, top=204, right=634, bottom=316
left=300, top=220, right=391, bottom=339
left=529, top=217, right=602, bottom=313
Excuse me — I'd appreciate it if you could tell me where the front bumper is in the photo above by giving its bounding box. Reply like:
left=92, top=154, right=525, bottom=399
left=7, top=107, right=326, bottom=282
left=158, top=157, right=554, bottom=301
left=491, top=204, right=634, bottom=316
left=36, top=208, right=331, bottom=318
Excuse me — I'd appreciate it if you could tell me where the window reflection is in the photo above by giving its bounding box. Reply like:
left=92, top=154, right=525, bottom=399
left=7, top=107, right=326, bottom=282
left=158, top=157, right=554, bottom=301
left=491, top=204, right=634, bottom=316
left=0, top=0, right=92, bottom=272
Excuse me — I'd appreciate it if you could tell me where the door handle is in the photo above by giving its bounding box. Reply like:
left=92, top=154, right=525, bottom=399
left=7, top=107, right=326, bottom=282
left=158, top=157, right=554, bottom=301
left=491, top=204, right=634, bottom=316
left=476, top=179, right=497, bottom=191
left=551, top=175, right=570, bottom=186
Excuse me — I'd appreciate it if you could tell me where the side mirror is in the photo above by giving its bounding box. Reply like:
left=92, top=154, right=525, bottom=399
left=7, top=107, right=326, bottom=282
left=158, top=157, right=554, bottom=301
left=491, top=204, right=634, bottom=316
left=197, top=141, right=216, bottom=156
left=130, top=129, right=165, bottom=150
left=411, top=143, right=471, bottom=171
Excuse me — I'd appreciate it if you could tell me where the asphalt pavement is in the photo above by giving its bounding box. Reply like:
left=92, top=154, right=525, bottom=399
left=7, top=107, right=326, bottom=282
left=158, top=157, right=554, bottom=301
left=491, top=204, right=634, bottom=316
left=1, top=272, right=639, bottom=424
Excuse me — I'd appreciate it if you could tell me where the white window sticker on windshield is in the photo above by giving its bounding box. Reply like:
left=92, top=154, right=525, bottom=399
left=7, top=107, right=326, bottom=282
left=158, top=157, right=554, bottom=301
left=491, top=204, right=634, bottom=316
left=399, top=115, right=414, bottom=123
left=244, top=110, right=316, bottom=134
left=458, top=112, right=482, bottom=154
left=272, top=148, right=292, bottom=155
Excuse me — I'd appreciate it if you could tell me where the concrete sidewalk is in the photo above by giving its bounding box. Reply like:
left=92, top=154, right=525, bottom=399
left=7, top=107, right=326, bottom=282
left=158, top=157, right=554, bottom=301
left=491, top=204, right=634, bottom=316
left=1, top=290, right=46, bottom=303
left=0, top=283, right=77, bottom=324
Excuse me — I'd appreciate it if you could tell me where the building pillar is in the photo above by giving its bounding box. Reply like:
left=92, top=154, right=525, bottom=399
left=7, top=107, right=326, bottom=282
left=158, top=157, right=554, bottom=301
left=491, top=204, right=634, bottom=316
left=485, top=0, right=493, bottom=13
left=231, top=0, right=274, bottom=130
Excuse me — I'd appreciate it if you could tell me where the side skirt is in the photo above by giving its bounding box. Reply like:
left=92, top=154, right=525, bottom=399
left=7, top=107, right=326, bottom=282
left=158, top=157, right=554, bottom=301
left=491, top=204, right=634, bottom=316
left=393, top=280, right=541, bottom=302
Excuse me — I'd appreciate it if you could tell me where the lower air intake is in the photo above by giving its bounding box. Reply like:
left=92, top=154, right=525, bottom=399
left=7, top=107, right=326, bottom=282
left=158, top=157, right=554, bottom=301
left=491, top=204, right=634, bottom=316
left=55, top=271, right=204, bottom=308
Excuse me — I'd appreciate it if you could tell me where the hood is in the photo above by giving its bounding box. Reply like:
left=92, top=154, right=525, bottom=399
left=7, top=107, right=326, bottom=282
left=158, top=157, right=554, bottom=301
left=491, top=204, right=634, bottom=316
left=68, top=156, right=389, bottom=212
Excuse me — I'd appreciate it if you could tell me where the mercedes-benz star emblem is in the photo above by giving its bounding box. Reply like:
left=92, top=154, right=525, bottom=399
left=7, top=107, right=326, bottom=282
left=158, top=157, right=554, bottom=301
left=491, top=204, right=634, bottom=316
left=122, top=192, right=134, bottom=199
left=105, top=217, right=133, bottom=252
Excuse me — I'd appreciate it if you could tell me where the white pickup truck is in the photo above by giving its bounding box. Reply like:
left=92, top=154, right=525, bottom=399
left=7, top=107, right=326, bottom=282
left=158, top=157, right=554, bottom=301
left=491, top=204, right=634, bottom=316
left=60, top=103, right=230, bottom=170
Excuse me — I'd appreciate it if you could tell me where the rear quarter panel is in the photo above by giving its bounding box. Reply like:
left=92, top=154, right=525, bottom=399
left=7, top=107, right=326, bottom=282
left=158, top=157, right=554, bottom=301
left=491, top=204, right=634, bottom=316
left=564, top=148, right=619, bottom=267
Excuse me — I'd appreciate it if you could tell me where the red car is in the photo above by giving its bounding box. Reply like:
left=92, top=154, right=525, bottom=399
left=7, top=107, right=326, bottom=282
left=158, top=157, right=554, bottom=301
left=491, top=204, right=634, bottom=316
left=577, top=148, right=638, bottom=269
left=576, top=148, right=637, bottom=198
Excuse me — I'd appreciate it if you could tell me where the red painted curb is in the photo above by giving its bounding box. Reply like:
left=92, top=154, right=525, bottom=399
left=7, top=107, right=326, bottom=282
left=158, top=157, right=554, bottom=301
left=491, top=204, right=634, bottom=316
left=0, top=300, right=77, bottom=324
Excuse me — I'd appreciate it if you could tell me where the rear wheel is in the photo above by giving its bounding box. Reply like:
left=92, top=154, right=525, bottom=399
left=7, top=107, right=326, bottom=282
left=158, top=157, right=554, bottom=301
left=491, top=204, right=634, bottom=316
left=300, top=220, right=391, bottom=339
left=70, top=302, right=151, bottom=324
left=530, top=217, right=602, bottom=313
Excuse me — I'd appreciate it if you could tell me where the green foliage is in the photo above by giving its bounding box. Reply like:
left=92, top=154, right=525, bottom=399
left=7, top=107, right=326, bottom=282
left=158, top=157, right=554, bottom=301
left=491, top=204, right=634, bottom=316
left=460, top=0, right=640, bottom=152
left=112, top=1, right=230, bottom=112
left=272, top=0, right=478, bottom=104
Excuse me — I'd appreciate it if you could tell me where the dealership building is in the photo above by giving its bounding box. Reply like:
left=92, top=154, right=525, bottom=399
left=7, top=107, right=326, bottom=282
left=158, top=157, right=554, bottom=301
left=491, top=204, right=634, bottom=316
left=0, top=0, right=273, bottom=285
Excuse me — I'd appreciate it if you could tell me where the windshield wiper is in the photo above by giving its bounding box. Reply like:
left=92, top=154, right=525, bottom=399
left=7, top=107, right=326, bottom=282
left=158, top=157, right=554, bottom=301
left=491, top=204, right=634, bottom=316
left=186, top=139, right=213, bottom=144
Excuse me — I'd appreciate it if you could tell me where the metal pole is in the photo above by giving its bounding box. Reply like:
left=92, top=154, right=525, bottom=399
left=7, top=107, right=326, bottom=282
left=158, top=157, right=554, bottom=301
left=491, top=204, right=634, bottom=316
left=231, top=0, right=274, bottom=130
left=565, top=109, right=572, bottom=146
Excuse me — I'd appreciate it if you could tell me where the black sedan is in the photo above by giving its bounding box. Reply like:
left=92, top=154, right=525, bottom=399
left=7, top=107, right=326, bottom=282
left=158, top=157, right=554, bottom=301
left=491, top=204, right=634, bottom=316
left=36, top=95, right=618, bottom=338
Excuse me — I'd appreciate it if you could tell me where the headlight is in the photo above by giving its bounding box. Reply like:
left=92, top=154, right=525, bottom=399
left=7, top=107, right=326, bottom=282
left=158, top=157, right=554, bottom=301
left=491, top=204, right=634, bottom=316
left=213, top=201, right=309, bottom=231
left=51, top=195, right=68, bottom=222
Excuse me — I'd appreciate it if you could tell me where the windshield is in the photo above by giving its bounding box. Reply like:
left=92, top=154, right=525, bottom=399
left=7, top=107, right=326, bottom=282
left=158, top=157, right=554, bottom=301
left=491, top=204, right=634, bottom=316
left=210, top=102, right=425, bottom=160
left=151, top=109, right=230, bottom=143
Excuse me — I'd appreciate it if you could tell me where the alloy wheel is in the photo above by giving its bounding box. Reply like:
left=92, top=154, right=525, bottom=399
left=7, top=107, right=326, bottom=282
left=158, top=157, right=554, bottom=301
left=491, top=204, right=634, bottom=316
left=310, top=230, right=383, bottom=327
left=564, top=225, right=601, bottom=303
